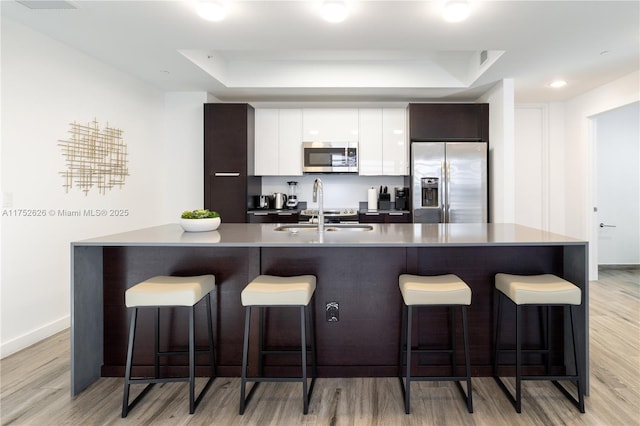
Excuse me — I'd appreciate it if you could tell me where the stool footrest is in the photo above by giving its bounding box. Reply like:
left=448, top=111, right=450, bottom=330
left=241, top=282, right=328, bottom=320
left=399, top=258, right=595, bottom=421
left=521, top=375, right=579, bottom=381
left=402, top=348, right=455, bottom=354
left=494, top=376, right=584, bottom=413
left=127, top=376, right=191, bottom=385
left=158, top=349, right=213, bottom=357
left=244, top=376, right=314, bottom=383
left=404, top=376, right=471, bottom=382
left=260, top=348, right=314, bottom=355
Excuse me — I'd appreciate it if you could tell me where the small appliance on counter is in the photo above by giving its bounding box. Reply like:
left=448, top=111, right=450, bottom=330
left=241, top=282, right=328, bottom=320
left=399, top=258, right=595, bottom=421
left=253, top=195, right=270, bottom=209
left=394, top=187, right=409, bottom=210
left=270, top=192, right=287, bottom=210
left=286, top=181, right=299, bottom=209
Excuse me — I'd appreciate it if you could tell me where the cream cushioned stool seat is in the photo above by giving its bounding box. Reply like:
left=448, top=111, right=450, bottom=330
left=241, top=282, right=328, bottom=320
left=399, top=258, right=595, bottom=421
left=241, top=274, right=316, bottom=306
left=240, top=275, right=317, bottom=415
left=495, top=273, right=581, bottom=305
left=122, top=274, right=216, bottom=418
left=126, top=275, right=215, bottom=307
left=398, top=274, right=473, bottom=414
left=493, top=273, right=585, bottom=414
left=400, top=274, right=472, bottom=306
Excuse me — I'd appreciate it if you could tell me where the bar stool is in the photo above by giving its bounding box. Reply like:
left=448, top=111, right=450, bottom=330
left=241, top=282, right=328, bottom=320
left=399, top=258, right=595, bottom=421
left=239, top=274, right=317, bottom=415
left=493, top=273, right=585, bottom=413
left=398, top=274, right=473, bottom=414
left=121, top=275, right=216, bottom=417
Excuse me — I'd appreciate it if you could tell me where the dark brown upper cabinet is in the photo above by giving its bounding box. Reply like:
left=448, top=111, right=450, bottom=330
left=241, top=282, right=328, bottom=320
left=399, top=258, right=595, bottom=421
left=204, top=103, right=261, bottom=223
left=409, top=103, right=489, bottom=142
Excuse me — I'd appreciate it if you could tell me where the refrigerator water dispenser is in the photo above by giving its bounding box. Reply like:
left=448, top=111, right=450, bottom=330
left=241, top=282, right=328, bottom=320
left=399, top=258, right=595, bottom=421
left=421, top=177, right=439, bottom=207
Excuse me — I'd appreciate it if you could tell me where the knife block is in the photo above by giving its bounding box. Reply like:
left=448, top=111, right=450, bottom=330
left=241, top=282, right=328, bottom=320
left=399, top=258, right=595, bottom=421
left=378, top=193, right=391, bottom=210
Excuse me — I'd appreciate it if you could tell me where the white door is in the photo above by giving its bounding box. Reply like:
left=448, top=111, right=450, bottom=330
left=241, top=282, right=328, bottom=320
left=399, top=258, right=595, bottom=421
left=596, top=102, right=640, bottom=265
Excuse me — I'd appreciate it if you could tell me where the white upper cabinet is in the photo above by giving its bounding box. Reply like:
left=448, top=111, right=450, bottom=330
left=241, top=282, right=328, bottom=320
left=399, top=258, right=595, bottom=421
left=255, top=109, right=302, bottom=176
left=359, top=109, right=383, bottom=175
left=278, top=109, right=303, bottom=176
left=302, top=109, right=359, bottom=142
left=359, top=108, right=408, bottom=176
left=382, top=108, right=408, bottom=175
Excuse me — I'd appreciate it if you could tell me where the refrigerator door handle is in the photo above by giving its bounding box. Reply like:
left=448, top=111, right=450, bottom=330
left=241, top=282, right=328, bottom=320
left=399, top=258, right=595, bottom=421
left=441, top=161, right=447, bottom=223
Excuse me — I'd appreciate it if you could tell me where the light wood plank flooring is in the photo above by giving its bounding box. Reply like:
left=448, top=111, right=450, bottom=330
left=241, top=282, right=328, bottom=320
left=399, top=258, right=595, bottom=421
left=2, top=267, right=639, bottom=425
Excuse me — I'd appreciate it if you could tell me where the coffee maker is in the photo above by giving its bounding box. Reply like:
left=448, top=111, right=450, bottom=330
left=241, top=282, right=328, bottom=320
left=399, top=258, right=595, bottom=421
left=395, top=187, right=409, bottom=210
left=286, top=181, right=299, bottom=208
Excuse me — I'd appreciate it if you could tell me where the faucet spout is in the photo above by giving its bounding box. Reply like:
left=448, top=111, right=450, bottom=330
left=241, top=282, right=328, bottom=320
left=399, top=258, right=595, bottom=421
left=313, top=178, right=324, bottom=233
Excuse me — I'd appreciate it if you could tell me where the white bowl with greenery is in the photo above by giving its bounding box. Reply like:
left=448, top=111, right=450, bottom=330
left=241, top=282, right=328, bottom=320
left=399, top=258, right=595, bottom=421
left=180, top=209, right=221, bottom=232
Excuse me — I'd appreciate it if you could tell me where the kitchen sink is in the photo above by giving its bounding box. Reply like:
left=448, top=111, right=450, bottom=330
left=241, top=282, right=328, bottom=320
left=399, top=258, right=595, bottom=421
left=274, top=224, right=374, bottom=233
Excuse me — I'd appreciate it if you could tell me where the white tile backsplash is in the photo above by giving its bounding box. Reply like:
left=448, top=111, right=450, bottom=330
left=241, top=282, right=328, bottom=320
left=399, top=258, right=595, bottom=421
left=261, top=175, right=406, bottom=209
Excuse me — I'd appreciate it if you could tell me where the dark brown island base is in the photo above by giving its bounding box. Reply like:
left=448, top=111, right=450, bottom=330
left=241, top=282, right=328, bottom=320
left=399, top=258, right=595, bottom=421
left=70, top=223, right=588, bottom=397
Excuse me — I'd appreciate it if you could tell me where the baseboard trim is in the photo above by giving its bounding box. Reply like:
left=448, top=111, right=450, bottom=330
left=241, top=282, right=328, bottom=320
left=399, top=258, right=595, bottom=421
left=1, top=316, right=70, bottom=358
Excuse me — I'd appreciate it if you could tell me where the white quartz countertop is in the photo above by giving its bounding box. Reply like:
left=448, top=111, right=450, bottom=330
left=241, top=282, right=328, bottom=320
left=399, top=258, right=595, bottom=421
left=72, top=223, right=585, bottom=248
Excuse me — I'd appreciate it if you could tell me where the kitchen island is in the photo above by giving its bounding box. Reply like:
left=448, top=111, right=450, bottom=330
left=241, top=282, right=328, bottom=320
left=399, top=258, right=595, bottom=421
left=71, top=223, right=588, bottom=396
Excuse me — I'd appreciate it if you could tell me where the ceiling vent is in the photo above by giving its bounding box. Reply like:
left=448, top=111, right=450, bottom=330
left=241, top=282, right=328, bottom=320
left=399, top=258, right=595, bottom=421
left=480, top=50, right=488, bottom=66
left=16, top=1, right=76, bottom=9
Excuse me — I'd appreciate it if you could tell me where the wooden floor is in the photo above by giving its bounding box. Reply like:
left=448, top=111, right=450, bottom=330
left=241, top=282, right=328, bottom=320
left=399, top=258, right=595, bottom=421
left=2, top=267, right=638, bottom=425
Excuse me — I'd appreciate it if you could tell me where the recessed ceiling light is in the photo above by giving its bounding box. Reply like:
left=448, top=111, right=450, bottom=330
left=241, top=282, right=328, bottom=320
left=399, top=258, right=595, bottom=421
left=549, top=80, right=567, bottom=88
left=442, top=0, right=471, bottom=23
left=321, top=0, right=348, bottom=23
left=196, top=0, right=227, bottom=22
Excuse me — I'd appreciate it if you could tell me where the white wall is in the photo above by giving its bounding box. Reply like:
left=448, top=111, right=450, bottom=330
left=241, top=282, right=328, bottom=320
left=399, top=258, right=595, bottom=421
left=562, top=71, right=640, bottom=278
left=0, top=18, right=192, bottom=357
left=478, top=79, right=515, bottom=223
left=514, top=71, right=639, bottom=278
left=162, top=92, right=210, bottom=215
left=595, top=102, right=640, bottom=265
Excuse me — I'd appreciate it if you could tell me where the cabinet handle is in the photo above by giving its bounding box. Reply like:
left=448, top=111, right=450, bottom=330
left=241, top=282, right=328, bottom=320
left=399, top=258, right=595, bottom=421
left=389, top=212, right=404, bottom=216
left=365, top=212, right=380, bottom=216
left=213, top=172, right=241, bottom=177
left=253, top=212, right=268, bottom=216
left=277, top=212, right=294, bottom=216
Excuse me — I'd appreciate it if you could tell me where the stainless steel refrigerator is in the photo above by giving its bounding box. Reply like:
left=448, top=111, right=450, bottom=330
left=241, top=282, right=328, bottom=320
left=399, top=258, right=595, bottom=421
left=411, top=142, right=488, bottom=223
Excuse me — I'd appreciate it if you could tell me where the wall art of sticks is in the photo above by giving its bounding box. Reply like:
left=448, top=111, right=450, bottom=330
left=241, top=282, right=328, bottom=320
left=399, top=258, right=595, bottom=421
left=58, top=119, right=129, bottom=195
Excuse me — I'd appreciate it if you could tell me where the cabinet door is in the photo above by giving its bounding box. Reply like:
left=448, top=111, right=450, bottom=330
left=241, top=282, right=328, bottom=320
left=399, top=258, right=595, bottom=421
left=204, top=103, right=248, bottom=173
left=358, top=109, right=383, bottom=175
left=254, top=109, right=280, bottom=176
left=386, top=212, right=411, bottom=223
left=278, top=109, right=303, bottom=176
left=208, top=175, right=247, bottom=223
left=359, top=212, right=385, bottom=223
left=303, top=109, right=359, bottom=142
left=409, top=103, right=489, bottom=141
left=382, top=108, right=408, bottom=175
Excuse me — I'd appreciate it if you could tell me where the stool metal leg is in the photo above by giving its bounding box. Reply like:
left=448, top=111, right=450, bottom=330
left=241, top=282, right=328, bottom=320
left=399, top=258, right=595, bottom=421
left=451, top=307, right=457, bottom=375
left=122, top=296, right=216, bottom=418
left=570, top=306, right=585, bottom=413
left=188, top=305, right=196, bottom=414
left=461, top=306, right=473, bottom=413
left=122, top=308, right=155, bottom=418
left=155, top=307, right=160, bottom=379
left=494, top=294, right=585, bottom=413
left=515, top=304, right=522, bottom=413
left=404, top=305, right=413, bottom=414
left=206, top=293, right=216, bottom=378
left=239, top=306, right=252, bottom=415
left=300, top=306, right=309, bottom=414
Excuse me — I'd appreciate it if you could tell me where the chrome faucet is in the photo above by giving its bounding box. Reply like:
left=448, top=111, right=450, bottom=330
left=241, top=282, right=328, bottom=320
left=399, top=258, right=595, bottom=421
left=313, top=178, right=324, bottom=233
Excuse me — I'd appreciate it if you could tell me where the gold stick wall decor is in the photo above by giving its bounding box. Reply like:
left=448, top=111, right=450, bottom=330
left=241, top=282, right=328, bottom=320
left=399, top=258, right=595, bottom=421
left=58, top=118, right=129, bottom=195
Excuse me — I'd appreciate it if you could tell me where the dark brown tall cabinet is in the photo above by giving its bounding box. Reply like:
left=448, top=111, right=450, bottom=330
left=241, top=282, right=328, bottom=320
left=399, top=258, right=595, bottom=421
left=409, top=103, right=489, bottom=141
left=204, top=103, right=261, bottom=223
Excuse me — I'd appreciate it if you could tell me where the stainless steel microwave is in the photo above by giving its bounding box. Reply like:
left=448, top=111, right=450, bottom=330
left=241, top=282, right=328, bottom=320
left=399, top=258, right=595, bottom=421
left=302, top=141, right=358, bottom=173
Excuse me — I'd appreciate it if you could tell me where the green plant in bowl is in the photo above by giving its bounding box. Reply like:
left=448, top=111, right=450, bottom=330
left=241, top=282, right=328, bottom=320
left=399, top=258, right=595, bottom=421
left=180, top=209, right=221, bottom=232
left=181, top=209, right=220, bottom=219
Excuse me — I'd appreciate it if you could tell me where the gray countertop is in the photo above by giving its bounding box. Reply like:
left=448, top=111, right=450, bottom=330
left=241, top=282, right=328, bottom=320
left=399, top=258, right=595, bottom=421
left=72, top=223, right=585, bottom=248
